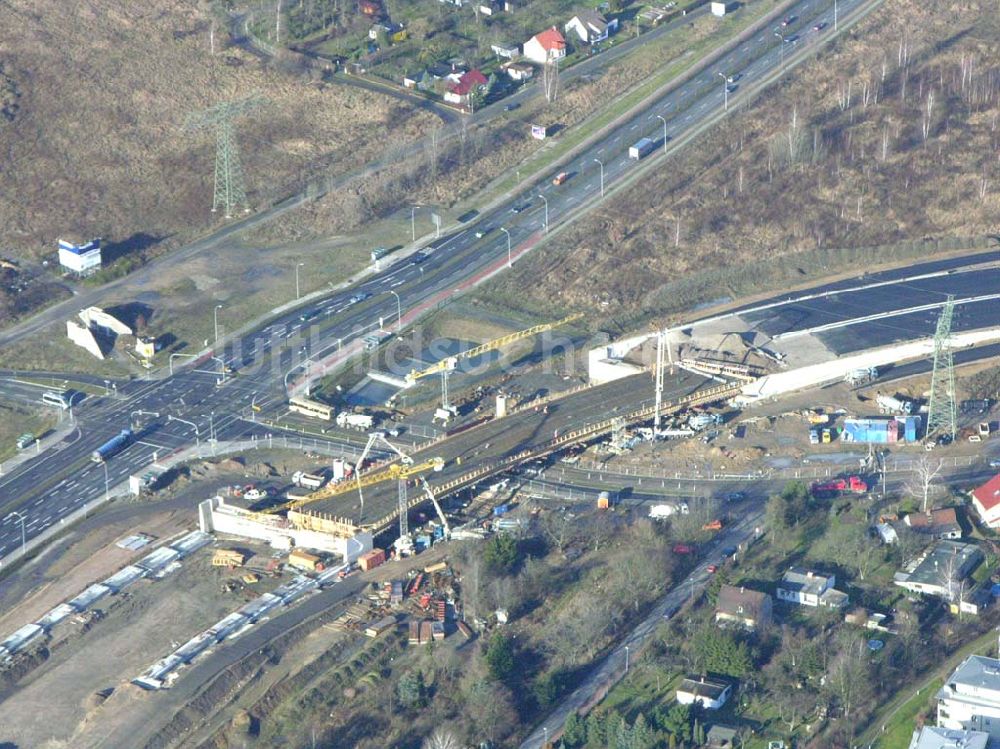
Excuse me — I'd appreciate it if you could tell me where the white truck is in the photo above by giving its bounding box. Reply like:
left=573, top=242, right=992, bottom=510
left=336, top=412, right=375, bottom=430
left=649, top=502, right=689, bottom=519
left=292, top=471, right=326, bottom=490
left=629, top=137, right=655, bottom=160
left=876, top=393, right=913, bottom=414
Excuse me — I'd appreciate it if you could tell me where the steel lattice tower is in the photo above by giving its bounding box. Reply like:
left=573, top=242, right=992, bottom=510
left=186, top=97, right=262, bottom=218
left=926, top=295, right=957, bottom=443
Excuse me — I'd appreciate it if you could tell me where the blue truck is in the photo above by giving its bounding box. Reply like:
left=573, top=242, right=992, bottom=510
left=91, top=429, right=133, bottom=463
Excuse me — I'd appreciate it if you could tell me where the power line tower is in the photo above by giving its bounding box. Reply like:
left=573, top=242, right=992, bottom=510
left=926, top=295, right=957, bottom=443
left=185, top=96, right=263, bottom=218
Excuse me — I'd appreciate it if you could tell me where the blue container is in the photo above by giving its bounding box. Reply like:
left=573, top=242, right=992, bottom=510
left=416, top=534, right=432, bottom=550
left=493, top=504, right=509, bottom=517
left=433, top=526, right=444, bottom=540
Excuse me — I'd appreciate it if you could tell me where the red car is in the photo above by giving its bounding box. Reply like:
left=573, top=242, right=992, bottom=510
left=707, top=564, right=719, bottom=574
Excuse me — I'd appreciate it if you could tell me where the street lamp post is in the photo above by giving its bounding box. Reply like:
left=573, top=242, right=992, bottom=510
left=213, top=304, right=223, bottom=345
left=834, top=0, right=838, bottom=30
left=411, top=206, right=416, bottom=242
left=102, top=461, right=110, bottom=502
left=656, top=114, right=668, bottom=153
left=775, top=31, right=785, bottom=67
left=593, top=157, right=605, bottom=197
left=5, top=511, right=27, bottom=557
left=718, top=72, right=729, bottom=110
left=295, top=262, right=304, bottom=300
left=625, top=645, right=630, bottom=673
left=388, top=290, right=402, bottom=332
left=538, top=194, right=548, bottom=233
left=499, top=227, right=512, bottom=267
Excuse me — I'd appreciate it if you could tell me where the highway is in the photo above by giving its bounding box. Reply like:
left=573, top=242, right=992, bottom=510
left=0, top=0, right=930, bottom=559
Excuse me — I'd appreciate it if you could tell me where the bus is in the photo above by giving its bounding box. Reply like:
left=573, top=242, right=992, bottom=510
left=41, top=390, right=72, bottom=410
left=289, top=396, right=334, bottom=421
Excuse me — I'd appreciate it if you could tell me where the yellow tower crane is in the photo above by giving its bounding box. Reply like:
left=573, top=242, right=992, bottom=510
left=404, top=312, right=583, bottom=420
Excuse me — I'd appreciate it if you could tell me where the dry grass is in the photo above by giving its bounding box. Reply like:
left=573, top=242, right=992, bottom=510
left=0, top=0, right=436, bottom=267
left=477, top=0, right=1000, bottom=325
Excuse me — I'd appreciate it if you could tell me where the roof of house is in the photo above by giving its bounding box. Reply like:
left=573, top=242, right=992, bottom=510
left=716, top=585, right=770, bottom=618
left=944, top=655, right=1000, bottom=693
left=908, top=726, right=989, bottom=749
left=505, top=61, right=535, bottom=71
left=678, top=675, right=731, bottom=701
left=530, top=26, right=567, bottom=52
left=706, top=724, right=739, bottom=748
left=972, top=474, right=1000, bottom=512
left=779, top=567, right=834, bottom=596
left=449, top=69, right=488, bottom=95
left=904, top=507, right=962, bottom=534
left=894, top=540, right=983, bottom=588
left=568, top=8, right=610, bottom=31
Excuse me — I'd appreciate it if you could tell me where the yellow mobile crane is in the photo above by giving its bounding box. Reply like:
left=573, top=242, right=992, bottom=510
left=404, top=312, right=583, bottom=421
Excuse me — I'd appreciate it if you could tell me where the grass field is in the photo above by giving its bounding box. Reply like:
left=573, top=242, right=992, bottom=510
left=876, top=678, right=942, bottom=749
left=474, top=0, right=1000, bottom=329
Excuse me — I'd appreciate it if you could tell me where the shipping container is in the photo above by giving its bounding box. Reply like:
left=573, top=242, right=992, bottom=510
left=597, top=491, right=611, bottom=509
left=288, top=549, right=324, bottom=571
left=358, top=548, right=386, bottom=571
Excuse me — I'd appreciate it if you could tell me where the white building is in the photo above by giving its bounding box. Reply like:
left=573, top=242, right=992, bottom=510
left=908, top=726, right=989, bottom=749
left=893, top=540, right=983, bottom=600
left=57, top=238, right=102, bottom=275
left=972, top=475, right=1000, bottom=529
left=522, top=26, right=566, bottom=65
left=776, top=567, right=848, bottom=608
left=675, top=676, right=732, bottom=710
left=564, top=10, right=617, bottom=44
left=937, top=655, right=1000, bottom=739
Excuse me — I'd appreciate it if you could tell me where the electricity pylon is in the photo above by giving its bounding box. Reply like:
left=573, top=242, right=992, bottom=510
left=185, top=96, right=263, bottom=218
left=926, top=295, right=957, bottom=443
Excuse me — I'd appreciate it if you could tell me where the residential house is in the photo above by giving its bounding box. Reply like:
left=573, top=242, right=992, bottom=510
left=504, top=61, right=535, bottom=81
left=894, top=540, right=983, bottom=600
left=564, top=9, right=617, bottom=44
left=776, top=567, right=848, bottom=608
left=444, top=69, right=488, bottom=105
left=904, top=507, right=964, bottom=540
left=937, top=655, right=1000, bottom=739
left=714, top=585, right=772, bottom=630
left=523, top=26, right=567, bottom=65
left=426, top=61, right=457, bottom=79
left=491, top=42, right=520, bottom=59
left=972, top=474, right=1000, bottom=529
left=908, top=726, right=989, bottom=749
left=676, top=675, right=732, bottom=710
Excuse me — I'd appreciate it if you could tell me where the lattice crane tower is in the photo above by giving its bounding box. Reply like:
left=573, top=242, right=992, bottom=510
left=185, top=96, right=263, bottom=218
left=926, top=295, right=957, bottom=443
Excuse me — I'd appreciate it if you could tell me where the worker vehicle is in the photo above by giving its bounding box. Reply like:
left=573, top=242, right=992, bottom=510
left=629, top=137, right=655, bottom=160
left=552, top=172, right=569, bottom=186
left=475, top=226, right=493, bottom=238
left=809, top=430, right=820, bottom=444
left=811, top=475, right=868, bottom=496
left=41, top=390, right=72, bottom=410
left=337, top=412, right=375, bottom=430
left=91, top=429, right=134, bottom=463
left=821, top=428, right=832, bottom=444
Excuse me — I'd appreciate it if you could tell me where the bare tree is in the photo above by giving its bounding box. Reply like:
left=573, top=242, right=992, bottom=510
left=423, top=729, right=462, bottom=749
left=908, top=455, right=944, bottom=512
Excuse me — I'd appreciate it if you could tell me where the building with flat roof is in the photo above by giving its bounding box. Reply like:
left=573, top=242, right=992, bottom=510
left=908, top=725, right=989, bottom=749
left=57, top=238, right=102, bottom=275
left=777, top=567, right=848, bottom=608
left=894, top=540, right=983, bottom=600
left=937, top=655, right=1000, bottom=739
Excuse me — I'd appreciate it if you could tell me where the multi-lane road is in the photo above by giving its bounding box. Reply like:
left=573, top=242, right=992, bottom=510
left=0, top=0, right=961, bottom=559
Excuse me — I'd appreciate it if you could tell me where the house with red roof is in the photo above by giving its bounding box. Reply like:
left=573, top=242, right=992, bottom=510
left=523, top=26, right=567, bottom=65
left=971, top=474, right=1000, bottom=528
left=443, top=69, right=488, bottom=105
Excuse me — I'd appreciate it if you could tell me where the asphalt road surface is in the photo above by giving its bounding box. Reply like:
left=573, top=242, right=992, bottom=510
left=0, top=0, right=962, bottom=559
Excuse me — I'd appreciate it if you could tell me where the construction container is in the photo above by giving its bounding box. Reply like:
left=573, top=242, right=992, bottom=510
left=288, top=549, right=324, bottom=572
left=424, top=562, right=448, bottom=574
left=359, top=548, right=386, bottom=571
left=212, top=549, right=246, bottom=567
left=416, top=534, right=432, bottom=551
left=597, top=491, right=611, bottom=509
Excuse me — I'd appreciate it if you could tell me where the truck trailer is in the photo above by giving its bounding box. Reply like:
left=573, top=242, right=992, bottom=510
left=629, top=137, right=655, bottom=160
left=336, top=412, right=374, bottom=430
left=91, top=429, right=134, bottom=463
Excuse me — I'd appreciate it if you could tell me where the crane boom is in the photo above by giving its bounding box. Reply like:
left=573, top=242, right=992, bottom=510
left=266, top=457, right=444, bottom=514
left=406, top=313, right=583, bottom=383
